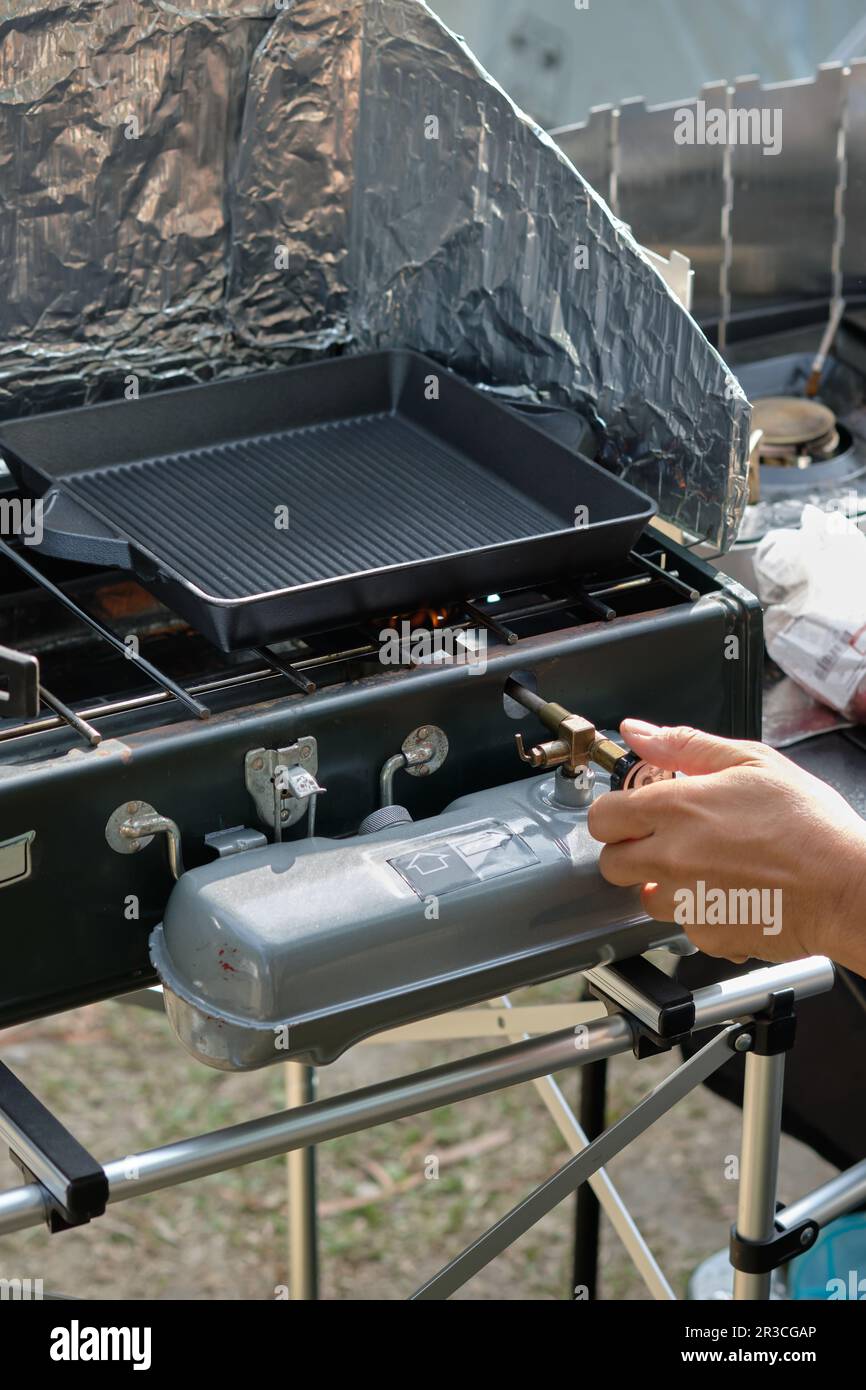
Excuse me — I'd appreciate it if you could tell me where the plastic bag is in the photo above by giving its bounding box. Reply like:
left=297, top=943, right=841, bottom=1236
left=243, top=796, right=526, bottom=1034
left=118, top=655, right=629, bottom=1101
left=754, top=504, right=866, bottom=721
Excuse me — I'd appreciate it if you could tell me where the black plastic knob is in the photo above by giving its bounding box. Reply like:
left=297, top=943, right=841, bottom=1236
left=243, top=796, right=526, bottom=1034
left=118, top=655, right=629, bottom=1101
left=357, top=805, right=414, bottom=836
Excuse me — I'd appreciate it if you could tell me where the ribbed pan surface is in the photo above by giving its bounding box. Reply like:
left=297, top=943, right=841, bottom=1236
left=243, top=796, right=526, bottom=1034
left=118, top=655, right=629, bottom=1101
left=64, top=413, right=564, bottom=599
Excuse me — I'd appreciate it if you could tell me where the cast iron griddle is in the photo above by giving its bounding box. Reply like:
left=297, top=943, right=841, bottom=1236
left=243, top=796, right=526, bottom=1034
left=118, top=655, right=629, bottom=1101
left=64, top=416, right=569, bottom=598
left=0, top=351, right=655, bottom=650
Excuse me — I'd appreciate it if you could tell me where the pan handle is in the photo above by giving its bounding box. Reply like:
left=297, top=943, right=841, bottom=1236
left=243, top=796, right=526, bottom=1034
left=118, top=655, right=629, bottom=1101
left=32, top=487, right=132, bottom=570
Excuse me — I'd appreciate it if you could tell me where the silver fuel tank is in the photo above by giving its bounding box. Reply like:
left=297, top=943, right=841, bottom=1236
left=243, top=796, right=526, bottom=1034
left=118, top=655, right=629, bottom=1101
left=150, top=767, right=683, bottom=1070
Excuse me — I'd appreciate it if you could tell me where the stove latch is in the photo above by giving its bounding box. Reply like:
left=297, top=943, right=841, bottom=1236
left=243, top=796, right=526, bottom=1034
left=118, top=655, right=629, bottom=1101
left=245, top=737, right=325, bottom=840
left=205, top=826, right=268, bottom=859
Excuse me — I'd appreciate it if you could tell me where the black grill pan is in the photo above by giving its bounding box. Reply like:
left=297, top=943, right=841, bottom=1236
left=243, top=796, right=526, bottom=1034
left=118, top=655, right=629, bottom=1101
left=0, top=351, right=655, bottom=651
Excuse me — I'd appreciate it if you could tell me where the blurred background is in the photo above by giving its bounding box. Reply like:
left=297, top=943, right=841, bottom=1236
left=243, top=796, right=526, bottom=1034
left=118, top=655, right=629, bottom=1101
left=434, top=0, right=866, bottom=129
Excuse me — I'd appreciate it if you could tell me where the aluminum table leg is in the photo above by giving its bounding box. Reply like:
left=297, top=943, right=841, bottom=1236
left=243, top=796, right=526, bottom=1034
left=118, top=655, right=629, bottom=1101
left=732, top=1050, right=786, bottom=1301
left=286, top=1064, right=319, bottom=1301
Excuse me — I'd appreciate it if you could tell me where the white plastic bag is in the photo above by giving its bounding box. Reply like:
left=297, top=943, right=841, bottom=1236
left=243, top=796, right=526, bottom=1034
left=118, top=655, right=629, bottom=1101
left=754, top=504, right=866, bottom=721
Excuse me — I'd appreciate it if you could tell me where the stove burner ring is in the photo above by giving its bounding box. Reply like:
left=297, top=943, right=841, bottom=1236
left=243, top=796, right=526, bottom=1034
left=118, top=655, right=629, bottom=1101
left=752, top=396, right=840, bottom=466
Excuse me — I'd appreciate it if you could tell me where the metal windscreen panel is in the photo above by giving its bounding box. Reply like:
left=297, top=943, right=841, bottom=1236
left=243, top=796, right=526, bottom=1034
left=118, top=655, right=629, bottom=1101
left=550, top=106, right=617, bottom=211
left=0, top=0, right=274, bottom=416
left=729, top=66, right=845, bottom=316
left=616, top=85, right=729, bottom=324
left=338, top=0, right=749, bottom=547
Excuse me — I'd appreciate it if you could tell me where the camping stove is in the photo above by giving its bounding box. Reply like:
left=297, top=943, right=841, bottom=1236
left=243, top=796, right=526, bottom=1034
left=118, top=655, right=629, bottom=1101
left=0, top=527, right=762, bottom=1048
left=707, top=315, right=866, bottom=591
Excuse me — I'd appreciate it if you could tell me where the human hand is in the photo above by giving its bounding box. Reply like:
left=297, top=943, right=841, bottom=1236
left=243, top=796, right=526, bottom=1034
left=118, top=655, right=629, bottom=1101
left=587, top=721, right=866, bottom=972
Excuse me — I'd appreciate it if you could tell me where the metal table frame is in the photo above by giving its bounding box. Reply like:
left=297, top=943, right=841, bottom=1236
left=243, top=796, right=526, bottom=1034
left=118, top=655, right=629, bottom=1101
left=3, top=956, right=864, bottom=1301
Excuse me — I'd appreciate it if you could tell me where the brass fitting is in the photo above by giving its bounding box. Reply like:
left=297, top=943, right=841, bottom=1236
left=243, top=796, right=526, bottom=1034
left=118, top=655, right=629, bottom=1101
left=513, top=694, right=626, bottom=779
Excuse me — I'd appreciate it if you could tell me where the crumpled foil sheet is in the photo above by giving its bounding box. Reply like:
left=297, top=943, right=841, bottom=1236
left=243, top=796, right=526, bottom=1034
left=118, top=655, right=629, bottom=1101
left=0, top=0, right=749, bottom=548
left=0, top=0, right=282, bottom=416
left=737, top=486, right=866, bottom=543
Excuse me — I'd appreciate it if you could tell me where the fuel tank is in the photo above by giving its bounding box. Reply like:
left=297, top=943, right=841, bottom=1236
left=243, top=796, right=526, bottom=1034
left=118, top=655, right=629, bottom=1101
left=149, top=769, right=683, bottom=1068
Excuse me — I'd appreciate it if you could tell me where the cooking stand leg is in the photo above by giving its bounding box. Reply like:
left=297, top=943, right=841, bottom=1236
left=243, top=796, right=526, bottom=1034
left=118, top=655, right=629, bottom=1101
left=489, top=993, right=671, bottom=1300
left=1, top=961, right=837, bottom=1305
left=571, top=1057, right=608, bottom=1299
left=286, top=1064, right=319, bottom=1301
left=412, top=1025, right=740, bottom=1299
left=732, top=1049, right=786, bottom=1301
left=727, top=987, right=820, bottom=1298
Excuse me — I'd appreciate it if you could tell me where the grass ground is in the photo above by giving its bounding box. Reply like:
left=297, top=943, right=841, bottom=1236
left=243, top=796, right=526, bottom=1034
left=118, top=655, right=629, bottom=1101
left=0, top=980, right=834, bottom=1300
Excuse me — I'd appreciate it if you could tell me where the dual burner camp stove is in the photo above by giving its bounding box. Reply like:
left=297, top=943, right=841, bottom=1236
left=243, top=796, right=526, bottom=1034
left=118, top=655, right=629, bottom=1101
left=4, top=507, right=845, bottom=1312
left=0, top=515, right=762, bottom=1041
left=0, top=351, right=762, bottom=1052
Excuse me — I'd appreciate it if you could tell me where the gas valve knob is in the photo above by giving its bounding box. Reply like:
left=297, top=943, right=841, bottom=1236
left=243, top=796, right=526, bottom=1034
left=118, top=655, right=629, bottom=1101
left=506, top=677, right=674, bottom=793
left=608, top=749, right=674, bottom=792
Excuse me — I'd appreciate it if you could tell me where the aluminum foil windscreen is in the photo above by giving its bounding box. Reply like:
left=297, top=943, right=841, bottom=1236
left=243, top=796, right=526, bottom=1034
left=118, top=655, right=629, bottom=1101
left=0, top=0, right=749, bottom=547
left=0, top=1, right=280, bottom=413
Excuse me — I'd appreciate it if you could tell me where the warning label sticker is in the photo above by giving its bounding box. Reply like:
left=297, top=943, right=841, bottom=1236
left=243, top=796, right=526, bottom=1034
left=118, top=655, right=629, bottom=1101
left=388, top=822, right=539, bottom=898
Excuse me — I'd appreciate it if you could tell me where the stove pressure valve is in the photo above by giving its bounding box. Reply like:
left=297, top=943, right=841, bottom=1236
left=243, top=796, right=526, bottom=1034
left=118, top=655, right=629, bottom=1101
left=506, top=678, right=674, bottom=792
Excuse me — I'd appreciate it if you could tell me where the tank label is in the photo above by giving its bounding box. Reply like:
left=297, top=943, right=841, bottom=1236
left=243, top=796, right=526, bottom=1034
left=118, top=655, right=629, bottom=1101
left=388, top=822, right=539, bottom=898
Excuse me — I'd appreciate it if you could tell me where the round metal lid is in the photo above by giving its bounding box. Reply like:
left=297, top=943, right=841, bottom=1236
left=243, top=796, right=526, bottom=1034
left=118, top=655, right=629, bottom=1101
left=752, top=396, right=836, bottom=448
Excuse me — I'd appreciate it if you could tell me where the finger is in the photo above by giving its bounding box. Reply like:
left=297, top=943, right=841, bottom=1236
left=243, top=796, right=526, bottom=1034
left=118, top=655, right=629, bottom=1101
left=587, top=787, right=661, bottom=844
left=629, top=883, right=755, bottom=970
left=640, top=881, right=677, bottom=923
left=619, top=720, right=767, bottom=776
left=636, top=882, right=743, bottom=958
left=676, top=923, right=752, bottom=965
left=598, top=841, right=660, bottom=887
left=640, top=884, right=759, bottom=964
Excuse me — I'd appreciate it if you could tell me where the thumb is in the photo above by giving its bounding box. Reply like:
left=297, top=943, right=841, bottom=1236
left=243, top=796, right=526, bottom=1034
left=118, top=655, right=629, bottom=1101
left=619, top=720, right=766, bottom=776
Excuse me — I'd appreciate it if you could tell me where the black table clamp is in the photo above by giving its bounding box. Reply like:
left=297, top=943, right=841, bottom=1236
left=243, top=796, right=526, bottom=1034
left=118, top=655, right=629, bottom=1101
left=0, top=1060, right=108, bottom=1232
left=730, top=1202, right=820, bottom=1275
left=584, top=956, right=697, bottom=1056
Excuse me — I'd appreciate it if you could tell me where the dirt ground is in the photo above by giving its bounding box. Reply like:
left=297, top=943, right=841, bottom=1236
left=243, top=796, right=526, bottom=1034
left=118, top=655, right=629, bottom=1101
left=0, top=980, right=835, bottom=1301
